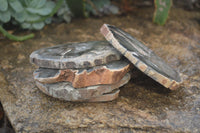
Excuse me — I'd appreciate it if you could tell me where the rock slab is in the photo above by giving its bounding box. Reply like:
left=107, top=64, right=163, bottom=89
left=100, top=24, right=182, bottom=90
left=35, top=73, right=131, bottom=102
left=30, top=41, right=122, bottom=69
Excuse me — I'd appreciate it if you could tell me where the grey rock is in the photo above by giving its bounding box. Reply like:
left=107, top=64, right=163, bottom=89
left=35, top=73, right=131, bottom=102
left=87, top=89, right=120, bottom=102
left=101, top=24, right=182, bottom=90
left=30, top=41, right=122, bottom=69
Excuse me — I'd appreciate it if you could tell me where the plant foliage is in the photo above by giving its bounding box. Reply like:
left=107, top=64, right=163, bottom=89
left=66, top=0, right=119, bottom=17
left=0, top=0, right=63, bottom=41
left=85, top=0, right=119, bottom=16
left=66, top=0, right=86, bottom=17
left=57, top=0, right=72, bottom=23
left=153, top=0, right=172, bottom=25
left=0, top=0, right=172, bottom=41
left=5, top=0, right=56, bottom=30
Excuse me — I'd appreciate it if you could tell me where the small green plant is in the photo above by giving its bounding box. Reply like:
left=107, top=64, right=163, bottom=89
left=85, top=0, right=119, bottom=16
left=0, top=0, right=172, bottom=41
left=153, top=0, right=172, bottom=25
left=13, top=0, right=56, bottom=30
left=0, top=0, right=64, bottom=41
left=66, top=0, right=119, bottom=17
left=66, top=0, right=86, bottom=17
left=0, top=0, right=118, bottom=41
left=57, top=0, right=72, bottom=23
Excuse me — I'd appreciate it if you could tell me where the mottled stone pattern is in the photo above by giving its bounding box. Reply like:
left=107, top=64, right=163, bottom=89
left=0, top=8, right=200, bottom=133
left=0, top=103, right=14, bottom=133
left=35, top=73, right=130, bottom=102
left=30, top=41, right=122, bottom=69
left=100, top=24, right=182, bottom=90
left=34, top=60, right=132, bottom=88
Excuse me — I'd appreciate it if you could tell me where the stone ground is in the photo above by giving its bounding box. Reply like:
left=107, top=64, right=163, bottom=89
left=0, top=7, right=200, bottom=133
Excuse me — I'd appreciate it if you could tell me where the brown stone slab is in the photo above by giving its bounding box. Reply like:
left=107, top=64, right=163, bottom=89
left=33, top=59, right=131, bottom=88
left=30, top=41, right=122, bottom=69
left=35, top=73, right=131, bottom=102
left=100, top=24, right=182, bottom=90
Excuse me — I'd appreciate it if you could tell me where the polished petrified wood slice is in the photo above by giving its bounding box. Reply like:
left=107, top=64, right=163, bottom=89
left=30, top=41, right=122, bottom=69
left=33, top=59, right=131, bottom=88
left=35, top=73, right=131, bottom=102
left=100, top=24, right=182, bottom=90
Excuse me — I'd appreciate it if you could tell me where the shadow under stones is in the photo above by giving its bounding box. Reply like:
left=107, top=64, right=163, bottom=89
left=127, top=67, right=171, bottom=94
left=119, top=67, right=189, bottom=111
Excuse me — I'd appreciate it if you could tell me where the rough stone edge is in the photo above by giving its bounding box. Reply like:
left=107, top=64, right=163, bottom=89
left=33, top=61, right=132, bottom=88
left=29, top=41, right=122, bottom=69
left=100, top=24, right=182, bottom=90
left=35, top=73, right=131, bottom=102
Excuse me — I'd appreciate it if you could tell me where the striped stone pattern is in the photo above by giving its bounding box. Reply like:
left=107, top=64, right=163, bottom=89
left=30, top=41, right=122, bottom=69
left=35, top=73, right=131, bottom=102
left=100, top=24, right=182, bottom=90
left=30, top=40, right=132, bottom=102
left=34, top=60, right=132, bottom=88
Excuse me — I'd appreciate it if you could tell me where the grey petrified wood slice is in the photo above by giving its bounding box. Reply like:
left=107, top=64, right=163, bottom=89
left=100, top=24, right=182, bottom=90
left=35, top=73, right=131, bottom=102
left=30, top=41, right=122, bottom=69
left=87, top=89, right=120, bottom=102
left=33, top=59, right=132, bottom=88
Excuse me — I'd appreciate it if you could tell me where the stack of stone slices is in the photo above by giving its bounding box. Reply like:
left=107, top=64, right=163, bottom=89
left=30, top=41, right=132, bottom=102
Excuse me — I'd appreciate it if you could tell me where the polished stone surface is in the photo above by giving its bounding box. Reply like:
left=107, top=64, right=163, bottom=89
left=30, top=41, right=122, bottom=69
left=34, top=59, right=131, bottom=88
left=101, top=24, right=182, bottom=90
left=35, top=73, right=131, bottom=102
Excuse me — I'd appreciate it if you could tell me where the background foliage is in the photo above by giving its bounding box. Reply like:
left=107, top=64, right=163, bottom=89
left=0, top=0, right=172, bottom=41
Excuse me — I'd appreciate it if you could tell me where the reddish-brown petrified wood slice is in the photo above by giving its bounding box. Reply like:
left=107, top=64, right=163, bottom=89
left=100, top=24, right=182, bottom=90
left=30, top=41, right=122, bottom=69
left=34, top=59, right=132, bottom=88
left=35, top=73, right=131, bottom=102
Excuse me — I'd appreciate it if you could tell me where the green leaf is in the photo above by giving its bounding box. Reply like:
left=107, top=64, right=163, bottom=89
left=57, top=8, right=65, bottom=16
left=8, top=0, right=24, bottom=12
left=0, top=0, right=8, bottom=11
left=92, top=0, right=110, bottom=9
left=45, top=17, right=52, bottom=24
left=66, top=0, right=85, bottom=17
left=28, top=0, right=64, bottom=23
left=85, top=2, right=94, bottom=15
left=32, top=22, right=45, bottom=30
left=109, top=5, right=119, bottom=15
left=28, top=0, right=46, bottom=8
left=26, top=1, right=55, bottom=16
left=63, top=14, right=71, bottom=23
left=35, top=0, right=47, bottom=8
left=21, top=22, right=31, bottom=29
left=12, top=11, right=27, bottom=23
left=153, top=0, right=172, bottom=25
left=25, top=13, right=41, bottom=21
left=23, top=0, right=30, bottom=7
left=28, top=0, right=39, bottom=8
left=0, top=10, right=11, bottom=23
left=85, top=0, right=117, bottom=16
left=24, top=0, right=34, bottom=7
